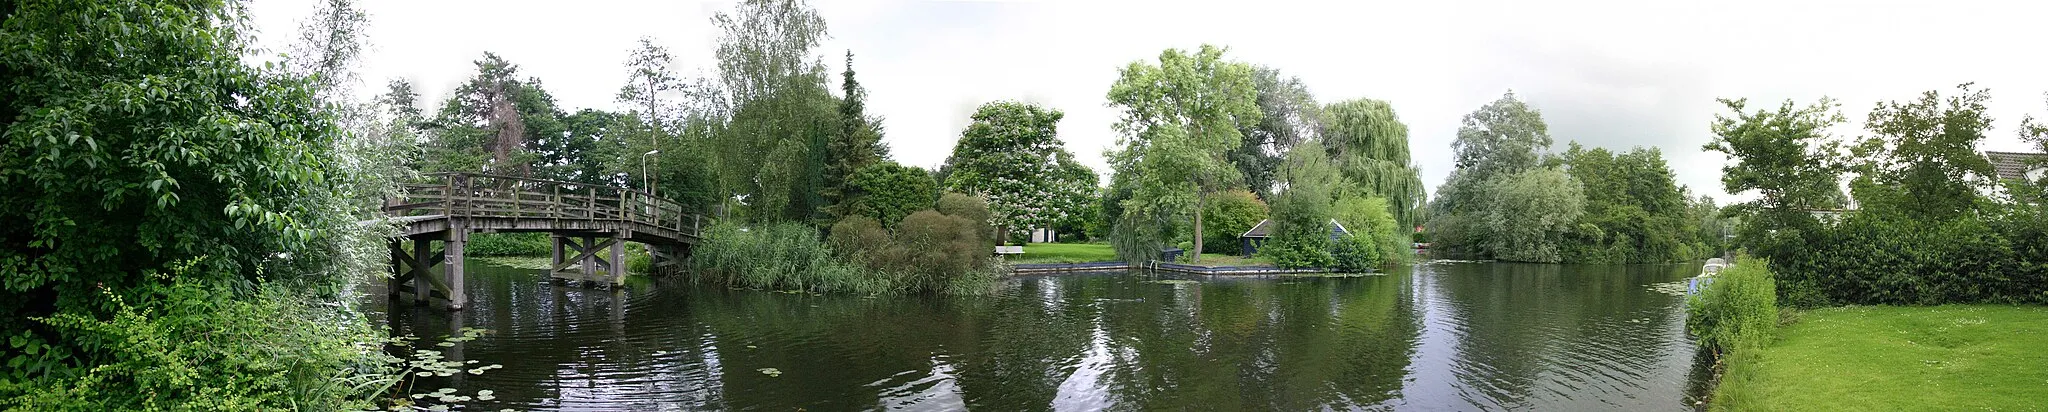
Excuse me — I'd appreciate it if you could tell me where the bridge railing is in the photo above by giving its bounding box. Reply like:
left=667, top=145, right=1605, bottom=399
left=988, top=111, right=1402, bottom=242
left=383, top=172, right=712, bottom=239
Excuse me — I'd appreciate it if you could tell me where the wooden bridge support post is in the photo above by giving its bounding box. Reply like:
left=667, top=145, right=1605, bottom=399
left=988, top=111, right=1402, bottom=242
left=412, top=238, right=432, bottom=304
left=444, top=225, right=467, bottom=311
left=609, top=234, right=626, bottom=287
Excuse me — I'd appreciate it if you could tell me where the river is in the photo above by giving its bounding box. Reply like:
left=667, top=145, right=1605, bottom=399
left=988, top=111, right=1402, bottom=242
left=369, top=260, right=1710, bottom=411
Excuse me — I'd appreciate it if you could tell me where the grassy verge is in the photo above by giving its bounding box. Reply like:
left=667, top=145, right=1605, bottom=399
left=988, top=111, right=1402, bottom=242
left=1712, top=305, right=2048, bottom=411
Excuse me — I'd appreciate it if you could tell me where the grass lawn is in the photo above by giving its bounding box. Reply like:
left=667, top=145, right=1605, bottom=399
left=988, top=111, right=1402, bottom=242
left=1712, top=305, right=2048, bottom=412
left=1006, top=243, right=1275, bottom=266
left=1009, top=243, right=1119, bottom=264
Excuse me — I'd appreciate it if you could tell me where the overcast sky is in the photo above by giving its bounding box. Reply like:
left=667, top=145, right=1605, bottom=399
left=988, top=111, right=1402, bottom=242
left=249, top=0, right=2048, bottom=202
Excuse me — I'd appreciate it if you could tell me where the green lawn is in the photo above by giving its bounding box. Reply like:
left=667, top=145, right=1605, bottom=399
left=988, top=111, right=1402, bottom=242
left=1713, top=305, right=2048, bottom=412
left=1006, top=243, right=1273, bottom=266
left=1009, top=243, right=1119, bottom=264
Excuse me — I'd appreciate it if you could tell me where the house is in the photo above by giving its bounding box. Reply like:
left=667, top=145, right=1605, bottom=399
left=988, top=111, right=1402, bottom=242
left=1238, top=219, right=1351, bottom=257
left=1988, top=151, right=2047, bottom=182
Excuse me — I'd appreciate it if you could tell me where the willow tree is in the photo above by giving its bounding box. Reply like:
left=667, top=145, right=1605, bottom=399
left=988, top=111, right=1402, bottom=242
left=709, top=0, right=837, bottom=222
left=1322, top=98, right=1425, bottom=229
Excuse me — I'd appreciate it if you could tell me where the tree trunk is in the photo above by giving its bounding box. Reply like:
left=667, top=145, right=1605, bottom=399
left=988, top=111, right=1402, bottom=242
left=1191, top=192, right=1204, bottom=264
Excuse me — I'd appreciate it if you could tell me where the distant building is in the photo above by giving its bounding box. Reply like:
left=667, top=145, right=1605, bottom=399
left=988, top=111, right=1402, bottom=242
left=1987, top=151, right=2047, bottom=182
left=1238, top=219, right=1350, bottom=257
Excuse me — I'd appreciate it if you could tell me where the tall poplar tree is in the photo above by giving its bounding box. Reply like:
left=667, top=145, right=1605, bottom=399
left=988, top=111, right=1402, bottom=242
left=1105, top=45, right=1261, bottom=262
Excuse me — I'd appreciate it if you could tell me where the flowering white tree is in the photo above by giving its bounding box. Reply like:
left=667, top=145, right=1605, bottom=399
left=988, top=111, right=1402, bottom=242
left=944, top=101, right=1098, bottom=244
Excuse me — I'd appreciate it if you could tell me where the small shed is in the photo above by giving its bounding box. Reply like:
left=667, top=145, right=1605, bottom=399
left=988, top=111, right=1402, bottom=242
left=1238, top=219, right=1351, bottom=257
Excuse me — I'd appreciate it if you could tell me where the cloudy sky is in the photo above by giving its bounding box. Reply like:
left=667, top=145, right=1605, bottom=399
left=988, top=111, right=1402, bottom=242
left=249, top=0, right=2048, bottom=201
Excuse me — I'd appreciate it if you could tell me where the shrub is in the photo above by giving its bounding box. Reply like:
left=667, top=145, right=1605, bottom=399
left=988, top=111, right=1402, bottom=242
left=877, top=211, right=988, bottom=293
left=827, top=216, right=890, bottom=261
left=937, top=192, right=994, bottom=243
left=1329, top=234, right=1381, bottom=273
left=1758, top=208, right=2048, bottom=307
left=1686, top=258, right=1778, bottom=356
left=1264, top=236, right=1334, bottom=269
left=1334, top=195, right=1405, bottom=265
left=1201, top=189, right=1269, bottom=255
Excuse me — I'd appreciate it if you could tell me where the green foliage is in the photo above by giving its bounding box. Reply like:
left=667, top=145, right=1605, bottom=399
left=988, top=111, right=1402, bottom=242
left=708, top=0, right=838, bottom=223
left=1558, top=144, right=1704, bottom=263
left=464, top=233, right=552, bottom=257
left=1200, top=189, right=1268, bottom=254
left=5, top=278, right=384, bottom=411
left=1703, top=97, right=1849, bottom=252
left=1328, top=233, right=1380, bottom=273
left=943, top=101, right=1095, bottom=241
left=1106, top=44, right=1261, bottom=261
left=690, top=222, right=888, bottom=295
left=1707, top=305, right=2048, bottom=412
left=845, top=162, right=938, bottom=226
left=1759, top=208, right=2048, bottom=307
left=421, top=53, right=567, bottom=177
left=1, top=1, right=400, bottom=408
left=1323, top=98, right=1426, bottom=229
left=821, top=51, right=890, bottom=219
left=1230, top=67, right=1321, bottom=201
left=827, top=216, right=891, bottom=261
left=1451, top=91, right=1552, bottom=182
left=1334, top=195, right=1405, bottom=266
left=937, top=192, right=994, bottom=241
left=880, top=211, right=994, bottom=294
left=1686, top=258, right=1778, bottom=356
left=1849, top=83, right=1996, bottom=222
left=1482, top=168, right=1586, bottom=263
left=1266, top=140, right=1339, bottom=268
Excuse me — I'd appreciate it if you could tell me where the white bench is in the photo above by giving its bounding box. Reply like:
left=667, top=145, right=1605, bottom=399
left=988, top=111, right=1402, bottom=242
left=993, top=245, right=1025, bottom=255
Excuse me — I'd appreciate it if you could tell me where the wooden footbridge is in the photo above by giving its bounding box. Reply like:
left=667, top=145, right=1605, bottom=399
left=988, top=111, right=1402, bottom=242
left=381, top=173, right=711, bottom=310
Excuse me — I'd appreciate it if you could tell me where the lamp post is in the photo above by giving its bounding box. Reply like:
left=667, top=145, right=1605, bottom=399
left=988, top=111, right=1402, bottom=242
left=640, top=149, right=660, bottom=196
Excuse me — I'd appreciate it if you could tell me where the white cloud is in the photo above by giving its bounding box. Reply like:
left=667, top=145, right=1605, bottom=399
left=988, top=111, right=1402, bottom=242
left=251, top=0, right=2048, bottom=202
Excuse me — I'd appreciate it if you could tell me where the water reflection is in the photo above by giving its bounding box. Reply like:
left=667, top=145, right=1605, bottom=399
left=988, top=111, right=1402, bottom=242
left=369, top=260, right=1697, bottom=411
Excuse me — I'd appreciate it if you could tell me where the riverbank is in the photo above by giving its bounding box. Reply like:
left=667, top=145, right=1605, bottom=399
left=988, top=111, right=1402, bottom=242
left=1009, top=243, right=1275, bottom=266
left=1710, top=305, right=2048, bottom=411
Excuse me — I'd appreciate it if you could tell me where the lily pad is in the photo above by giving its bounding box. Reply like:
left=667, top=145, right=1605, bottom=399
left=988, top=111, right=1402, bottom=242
left=758, top=367, right=782, bottom=377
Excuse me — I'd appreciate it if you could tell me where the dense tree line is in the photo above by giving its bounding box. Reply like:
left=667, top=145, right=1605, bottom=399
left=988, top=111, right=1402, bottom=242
left=1427, top=92, right=1724, bottom=264
left=1101, top=45, right=1423, bottom=269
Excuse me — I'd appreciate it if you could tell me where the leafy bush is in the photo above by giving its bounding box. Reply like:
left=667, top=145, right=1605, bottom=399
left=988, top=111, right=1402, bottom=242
left=466, top=232, right=552, bottom=256
left=4, top=279, right=386, bottom=411
left=1686, top=258, right=1778, bottom=356
left=1263, top=236, right=1334, bottom=269
left=827, top=216, right=891, bottom=261
left=1329, top=234, right=1381, bottom=273
left=1759, top=208, right=2048, bottom=307
left=937, top=192, right=994, bottom=243
left=1201, top=189, right=1269, bottom=254
left=845, top=162, right=937, bottom=225
left=1334, top=195, right=1405, bottom=265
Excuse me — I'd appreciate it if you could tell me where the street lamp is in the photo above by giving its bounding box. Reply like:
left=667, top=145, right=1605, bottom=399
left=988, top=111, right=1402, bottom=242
left=640, top=149, right=660, bottom=195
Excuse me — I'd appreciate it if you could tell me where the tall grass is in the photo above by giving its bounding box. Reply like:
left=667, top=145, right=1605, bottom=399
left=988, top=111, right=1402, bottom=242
left=690, top=223, right=893, bottom=295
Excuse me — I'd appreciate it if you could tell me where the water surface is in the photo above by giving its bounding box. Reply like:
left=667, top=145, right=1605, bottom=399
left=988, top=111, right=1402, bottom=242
left=371, top=261, right=1704, bottom=411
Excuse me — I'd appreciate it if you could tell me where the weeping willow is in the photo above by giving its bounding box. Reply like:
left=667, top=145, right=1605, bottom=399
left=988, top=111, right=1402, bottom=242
left=1322, top=98, right=1428, bottom=228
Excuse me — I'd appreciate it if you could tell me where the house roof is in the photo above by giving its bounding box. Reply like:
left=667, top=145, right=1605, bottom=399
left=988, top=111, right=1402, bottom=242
left=1986, top=151, right=2048, bottom=180
left=1239, top=219, right=1348, bottom=238
left=1241, top=219, right=1274, bottom=238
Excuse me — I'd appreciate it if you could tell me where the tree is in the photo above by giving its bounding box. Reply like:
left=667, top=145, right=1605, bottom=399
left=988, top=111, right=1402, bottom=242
left=1334, top=195, right=1404, bottom=266
left=1, top=0, right=391, bottom=407
left=1484, top=168, right=1587, bottom=263
left=1452, top=91, right=1553, bottom=182
left=616, top=37, right=683, bottom=196
left=1702, top=97, right=1848, bottom=252
left=1322, top=98, right=1426, bottom=229
left=421, top=53, right=566, bottom=177
left=1200, top=189, right=1269, bottom=255
left=1265, top=139, right=1341, bottom=268
left=709, top=0, right=837, bottom=223
left=1230, top=67, right=1321, bottom=201
left=944, top=101, right=1095, bottom=245
left=1105, top=44, right=1261, bottom=262
left=1558, top=144, right=1698, bottom=263
left=822, top=51, right=890, bottom=219
left=2020, top=94, right=2048, bottom=199
left=846, top=162, right=937, bottom=226
left=1851, top=84, right=1997, bottom=221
